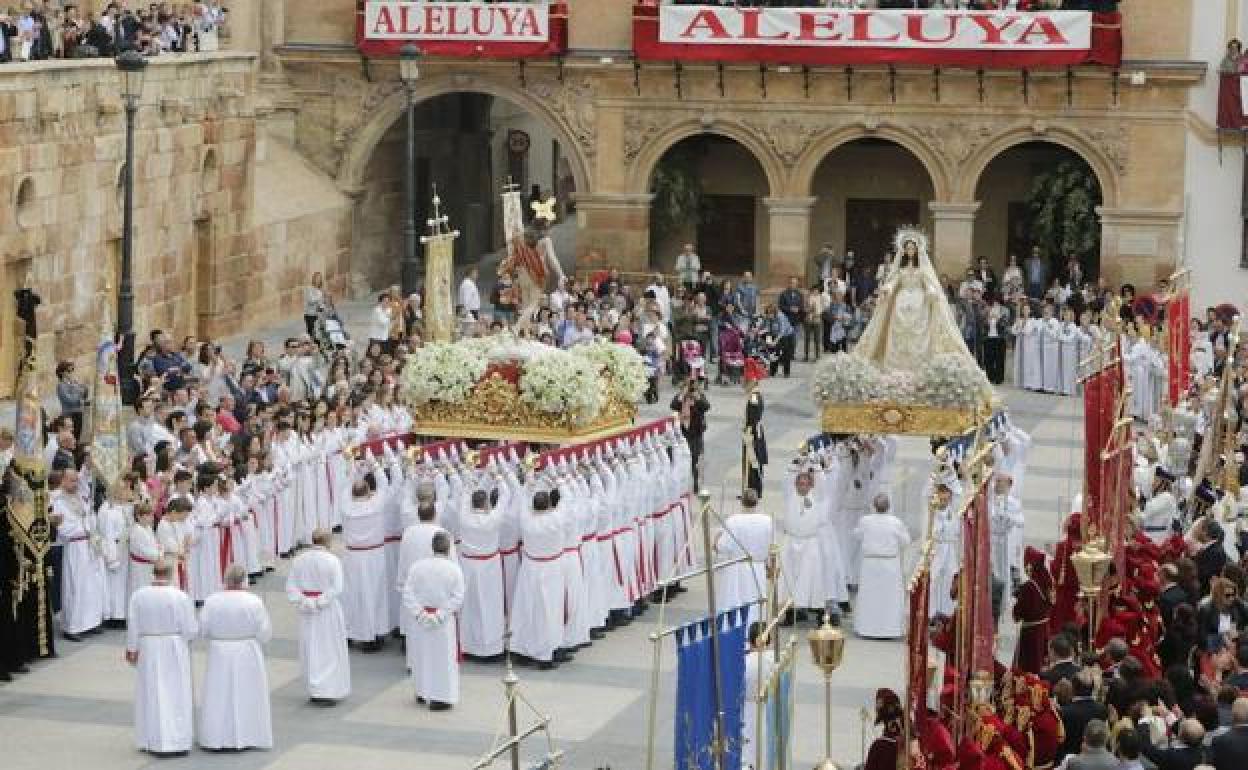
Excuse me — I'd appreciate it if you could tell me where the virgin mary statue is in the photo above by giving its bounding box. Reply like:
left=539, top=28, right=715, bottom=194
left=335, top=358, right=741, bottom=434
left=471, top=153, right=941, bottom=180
left=854, top=228, right=971, bottom=373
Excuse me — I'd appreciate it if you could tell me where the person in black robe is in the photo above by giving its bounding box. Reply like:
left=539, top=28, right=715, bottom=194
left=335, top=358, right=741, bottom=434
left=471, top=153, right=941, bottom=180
left=742, top=361, right=768, bottom=499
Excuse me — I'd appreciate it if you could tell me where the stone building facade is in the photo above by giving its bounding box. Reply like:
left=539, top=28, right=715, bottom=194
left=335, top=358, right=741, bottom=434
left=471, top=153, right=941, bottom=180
left=5, top=0, right=1248, bottom=394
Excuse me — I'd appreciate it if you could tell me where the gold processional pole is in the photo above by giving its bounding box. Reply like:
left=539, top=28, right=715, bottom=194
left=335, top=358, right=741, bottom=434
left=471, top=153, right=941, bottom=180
left=420, top=188, right=460, bottom=344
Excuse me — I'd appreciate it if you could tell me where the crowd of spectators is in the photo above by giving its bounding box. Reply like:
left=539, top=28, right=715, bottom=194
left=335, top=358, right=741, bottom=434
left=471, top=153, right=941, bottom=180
left=0, top=0, right=226, bottom=63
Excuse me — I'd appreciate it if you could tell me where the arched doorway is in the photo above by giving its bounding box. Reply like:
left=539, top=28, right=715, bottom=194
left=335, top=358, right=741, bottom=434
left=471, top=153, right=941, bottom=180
left=809, top=139, right=936, bottom=280
left=352, top=91, right=582, bottom=292
left=972, top=141, right=1104, bottom=282
left=647, top=135, right=771, bottom=277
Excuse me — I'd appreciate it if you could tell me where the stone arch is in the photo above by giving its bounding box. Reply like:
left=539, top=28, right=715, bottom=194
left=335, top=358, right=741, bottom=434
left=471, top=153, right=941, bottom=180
left=792, top=123, right=952, bottom=202
left=628, top=118, right=785, bottom=198
left=958, top=125, right=1121, bottom=208
left=337, top=74, right=593, bottom=198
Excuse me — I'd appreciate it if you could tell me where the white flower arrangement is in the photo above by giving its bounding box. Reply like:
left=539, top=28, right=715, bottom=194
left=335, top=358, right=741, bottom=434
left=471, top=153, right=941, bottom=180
left=915, top=353, right=991, bottom=409
left=400, top=342, right=488, bottom=405
left=573, top=340, right=648, bottom=403
left=519, top=351, right=605, bottom=425
left=811, top=353, right=883, bottom=406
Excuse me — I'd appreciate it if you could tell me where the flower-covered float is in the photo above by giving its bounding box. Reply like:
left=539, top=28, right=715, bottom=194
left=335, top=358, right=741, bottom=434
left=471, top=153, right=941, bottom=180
left=812, top=228, right=996, bottom=436
left=399, top=336, right=646, bottom=443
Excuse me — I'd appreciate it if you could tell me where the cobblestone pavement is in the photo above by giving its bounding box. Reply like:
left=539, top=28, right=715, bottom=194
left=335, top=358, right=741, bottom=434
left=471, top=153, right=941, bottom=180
left=0, top=306, right=1082, bottom=769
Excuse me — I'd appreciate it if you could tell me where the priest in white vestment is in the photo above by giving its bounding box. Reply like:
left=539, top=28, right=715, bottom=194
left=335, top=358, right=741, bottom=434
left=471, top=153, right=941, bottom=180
left=852, top=494, right=911, bottom=639
left=286, top=530, right=351, bottom=703
left=458, top=486, right=507, bottom=660
left=779, top=467, right=828, bottom=620
left=402, top=532, right=465, bottom=709
left=509, top=489, right=568, bottom=668
left=714, top=489, right=773, bottom=627
left=198, top=565, right=273, bottom=750
left=52, top=468, right=107, bottom=640
left=1039, top=304, right=1062, bottom=394
left=98, top=479, right=134, bottom=627
left=342, top=477, right=390, bottom=651
left=126, top=561, right=197, bottom=757
left=987, top=474, right=1024, bottom=588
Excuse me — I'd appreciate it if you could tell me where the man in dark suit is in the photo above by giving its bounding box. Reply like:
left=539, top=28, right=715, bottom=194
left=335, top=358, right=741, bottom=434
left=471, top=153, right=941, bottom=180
left=1158, top=563, right=1191, bottom=628
left=1041, top=634, right=1080, bottom=688
left=1211, top=697, right=1248, bottom=769
left=1136, top=717, right=1207, bottom=770
left=1059, top=670, right=1109, bottom=761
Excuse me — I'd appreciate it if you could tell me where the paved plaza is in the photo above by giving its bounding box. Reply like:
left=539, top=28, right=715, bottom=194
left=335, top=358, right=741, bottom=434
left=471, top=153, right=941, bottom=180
left=0, top=306, right=1084, bottom=769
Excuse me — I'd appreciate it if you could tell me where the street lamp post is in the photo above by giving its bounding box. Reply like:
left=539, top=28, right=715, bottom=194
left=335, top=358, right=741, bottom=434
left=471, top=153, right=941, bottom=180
left=115, top=50, right=147, bottom=405
left=399, top=44, right=423, bottom=297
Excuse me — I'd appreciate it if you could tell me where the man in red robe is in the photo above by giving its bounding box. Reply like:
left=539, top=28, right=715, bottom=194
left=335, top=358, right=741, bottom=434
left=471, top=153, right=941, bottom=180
left=1025, top=674, right=1064, bottom=770
left=919, top=712, right=957, bottom=770
left=1049, top=510, right=1084, bottom=634
left=1014, top=547, right=1055, bottom=674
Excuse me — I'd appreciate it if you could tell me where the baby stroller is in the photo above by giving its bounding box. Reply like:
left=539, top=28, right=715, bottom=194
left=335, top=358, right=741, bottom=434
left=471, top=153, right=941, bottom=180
left=314, top=298, right=351, bottom=360
left=716, top=326, right=746, bottom=386
left=672, top=339, right=706, bottom=385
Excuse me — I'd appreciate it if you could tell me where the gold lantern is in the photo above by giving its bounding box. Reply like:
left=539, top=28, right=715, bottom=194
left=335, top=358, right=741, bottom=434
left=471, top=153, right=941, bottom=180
left=808, top=617, right=846, bottom=770
left=1071, top=538, right=1114, bottom=646
left=969, top=670, right=995, bottom=707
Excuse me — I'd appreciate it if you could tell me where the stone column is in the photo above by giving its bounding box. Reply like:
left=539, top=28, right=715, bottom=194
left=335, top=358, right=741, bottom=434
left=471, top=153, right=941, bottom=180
left=929, top=202, right=981, bottom=279
left=762, top=197, right=816, bottom=288
left=572, top=193, right=654, bottom=275
left=1095, top=206, right=1183, bottom=289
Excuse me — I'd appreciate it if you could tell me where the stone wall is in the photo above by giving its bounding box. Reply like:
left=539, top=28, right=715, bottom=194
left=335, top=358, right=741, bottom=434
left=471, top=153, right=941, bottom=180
left=0, top=53, right=350, bottom=398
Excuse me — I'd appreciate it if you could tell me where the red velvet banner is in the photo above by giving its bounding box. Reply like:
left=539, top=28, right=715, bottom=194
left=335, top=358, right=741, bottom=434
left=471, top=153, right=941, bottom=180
left=1083, top=369, right=1105, bottom=530
left=958, top=485, right=995, bottom=686
left=355, top=1, right=569, bottom=59
left=633, top=5, right=1121, bottom=68
left=907, top=567, right=931, bottom=731
left=1165, top=292, right=1190, bottom=408
left=1218, top=73, right=1246, bottom=130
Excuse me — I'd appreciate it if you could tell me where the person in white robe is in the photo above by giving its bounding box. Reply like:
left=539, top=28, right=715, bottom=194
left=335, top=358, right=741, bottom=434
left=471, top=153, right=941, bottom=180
left=992, top=423, right=1033, bottom=502
left=52, top=468, right=107, bottom=640
left=714, top=489, right=773, bottom=628
left=1039, top=303, right=1062, bottom=394
left=458, top=484, right=508, bottom=660
left=835, top=440, right=874, bottom=587
left=1140, top=467, right=1179, bottom=544
left=126, top=561, right=197, bottom=757
left=396, top=500, right=453, bottom=640
left=402, top=532, right=465, bottom=709
left=127, top=502, right=163, bottom=601
left=553, top=470, right=590, bottom=652
left=286, top=529, right=351, bottom=703
left=779, top=466, right=827, bottom=621
left=509, top=489, right=568, bottom=668
left=742, top=621, right=775, bottom=770
left=852, top=494, right=911, bottom=639
left=98, top=478, right=135, bottom=627
left=1013, top=302, right=1044, bottom=391
left=341, top=476, right=390, bottom=651
left=188, top=475, right=223, bottom=603
left=987, top=474, right=1024, bottom=589
left=1057, top=309, right=1086, bottom=396
left=198, top=564, right=273, bottom=751
left=813, top=449, right=850, bottom=623
left=157, top=496, right=194, bottom=593
left=926, top=477, right=962, bottom=619
left=1125, top=330, right=1167, bottom=421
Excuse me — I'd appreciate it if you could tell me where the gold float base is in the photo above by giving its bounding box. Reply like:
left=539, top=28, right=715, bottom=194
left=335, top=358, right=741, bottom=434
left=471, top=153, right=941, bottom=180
left=409, top=374, right=638, bottom=445
left=820, top=402, right=985, bottom=437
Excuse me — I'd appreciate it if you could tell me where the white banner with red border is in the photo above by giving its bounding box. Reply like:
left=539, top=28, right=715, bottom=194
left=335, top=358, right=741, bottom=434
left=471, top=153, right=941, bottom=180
left=635, top=5, right=1121, bottom=68
left=356, top=1, right=568, bottom=58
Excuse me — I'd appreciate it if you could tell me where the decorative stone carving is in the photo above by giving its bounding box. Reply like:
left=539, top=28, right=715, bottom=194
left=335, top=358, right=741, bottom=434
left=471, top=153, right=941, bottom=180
left=1086, top=124, right=1130, bottom=174
left=912, top=120, right=995, bottom=165
left=622, top=112, right=673, bottom=165
left=745, top=115, right=821, bottom=166
left=527, top=77, right=597, bottom=159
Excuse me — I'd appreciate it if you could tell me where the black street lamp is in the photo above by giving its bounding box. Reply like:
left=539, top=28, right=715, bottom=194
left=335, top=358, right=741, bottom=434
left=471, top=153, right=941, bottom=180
left=115, top=50, right=146, bottom=405
left=399, top=44, right=423, bottom=297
